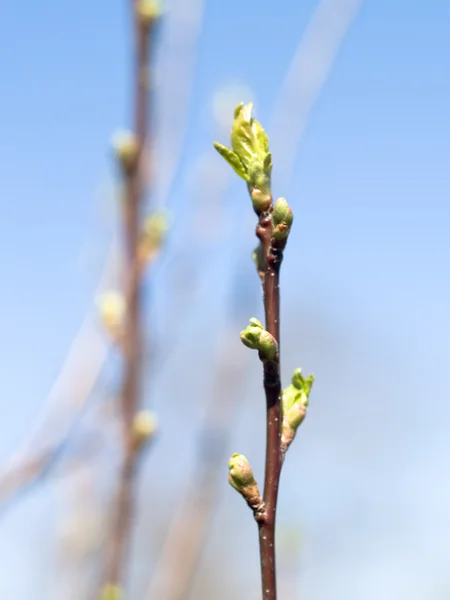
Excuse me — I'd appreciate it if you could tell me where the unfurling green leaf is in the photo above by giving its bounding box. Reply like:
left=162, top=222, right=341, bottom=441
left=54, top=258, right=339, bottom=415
left=213, top=142, right=247, bottom=180
left=214, top=103, right=272, bottom=192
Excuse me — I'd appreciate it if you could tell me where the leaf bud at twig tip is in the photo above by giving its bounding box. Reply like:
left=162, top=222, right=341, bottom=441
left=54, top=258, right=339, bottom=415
left=132, top=410, right=158, bottom=451
left=213, top=103, right=272, bottom=191
left=250, top=187, right=272, bottom=213
left=99, top=584, right=123, bottom=600
left=112, top=130, right=138, bottom=174
left=136, top=0, right=163, bottom=26
left=96, top=290, right=126, bottom=340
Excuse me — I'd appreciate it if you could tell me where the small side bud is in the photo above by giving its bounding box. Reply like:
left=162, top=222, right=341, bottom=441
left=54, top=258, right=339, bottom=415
left=137, top=211, right=171, bottom=266
left=250, top=187, right=272, bottom=214
left=136, top=0, right=163, bottom=26
left=228, top=453, right=263, bottom=513
left=99, top=584, right=122, bottom=600
left=112, top=130, right=138, bottom=174
left=240, top=319, right=278, bottom=361
left=96, top=291, right=126, bottom=341
left=131, top=410, right=158, bottom=452
left=281, top=369, right=314, bottom=453
left=252, top=243, right=265, bottom=280
left=272, top=197, right=294, bottom=241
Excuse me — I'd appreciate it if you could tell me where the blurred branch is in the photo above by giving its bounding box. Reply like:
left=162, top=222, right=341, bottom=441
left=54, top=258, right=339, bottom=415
left=100, top=2, right=159, bottom=594
left=0, top=0, right=205, bottom=516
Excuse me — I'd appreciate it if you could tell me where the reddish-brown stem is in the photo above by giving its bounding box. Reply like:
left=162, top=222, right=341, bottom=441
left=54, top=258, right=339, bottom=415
left=103, top=4, right=155, bottom=591
left=256, top=213, right=284, bottom=600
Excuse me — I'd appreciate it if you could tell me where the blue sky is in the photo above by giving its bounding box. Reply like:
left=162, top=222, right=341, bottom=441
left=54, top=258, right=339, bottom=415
left=1, top=1, right=450, bottom=599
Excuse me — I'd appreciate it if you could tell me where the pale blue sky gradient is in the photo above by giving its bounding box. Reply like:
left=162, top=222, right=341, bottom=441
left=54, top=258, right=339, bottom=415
left=1, top=1, right=450, bottom=599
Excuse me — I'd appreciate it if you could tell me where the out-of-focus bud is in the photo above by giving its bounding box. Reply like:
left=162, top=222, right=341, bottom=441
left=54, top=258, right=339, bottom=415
left=96, top=290, right=126, bottom=341
left=112, top=130, right=138, bottom=174
left=136, top=0, right=163, bottom=26
left=99, top=584, right=123, bottom=600
left=131, top=410, right=158, bottom=452
left=137, top=211, right=171, bottom=266
left=240, top=319, right=278, bottom=361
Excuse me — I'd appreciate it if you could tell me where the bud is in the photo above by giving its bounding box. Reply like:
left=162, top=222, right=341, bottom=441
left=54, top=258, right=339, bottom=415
left=250, top=187, right=272, bottom=214
left=138, top=211, right=171, bottom=265
left=272, top=197, right=293, bottom=241
left=132, top=410, right=158, bottom=451
left=252, top=243, right=265, bottom=278
left=99, top=584, right=122, bottom=600
left=136, top=0, right=162, bottom=26
left=240, top=319, right=278, bottom=360
left=281, top=369, right=314, bottom=452
left=228, top=453, right=256, bottom=490
left=96, top=291, right=126, bottom=340
left=112, top=130, right=138, bottom=174
left=285, top=402, right=307, bottom=430
left=228, top=453, right=263, bottom=512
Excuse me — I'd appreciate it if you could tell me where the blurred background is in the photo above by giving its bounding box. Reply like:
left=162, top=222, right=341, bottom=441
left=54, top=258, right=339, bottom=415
left=1, top=1, right=450, bottom=599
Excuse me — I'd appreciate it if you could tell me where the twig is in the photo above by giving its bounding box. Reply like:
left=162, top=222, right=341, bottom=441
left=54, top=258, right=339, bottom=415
left=255, top=214, right=284, bottom=600
left=215, top=104, right=313, bottom=600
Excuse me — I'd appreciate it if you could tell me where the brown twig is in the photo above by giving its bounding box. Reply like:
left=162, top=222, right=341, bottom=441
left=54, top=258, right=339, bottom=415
left=255, top=212, right=285, bottom=600
left=102, top=2, right=158, bottom=592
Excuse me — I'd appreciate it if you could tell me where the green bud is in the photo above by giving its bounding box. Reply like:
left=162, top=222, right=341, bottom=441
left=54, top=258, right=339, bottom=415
left=272, top=197, right=293, bottom=226
left=250, top=187, right=272, bottom=214
left=228, top=453, right=263, bottom=513
left=272, top=197, right=293, bottom=240
left=285, top=402, right=307, bottom=430
left=240, top=320, right=278, bottom=360
left=228, top=453, right=256, bottom=490
left=252, top=243, right=265, bottom=277
left=291, top=368, right=314, bottom=398
left=281, top=369, right=314, bottom=451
